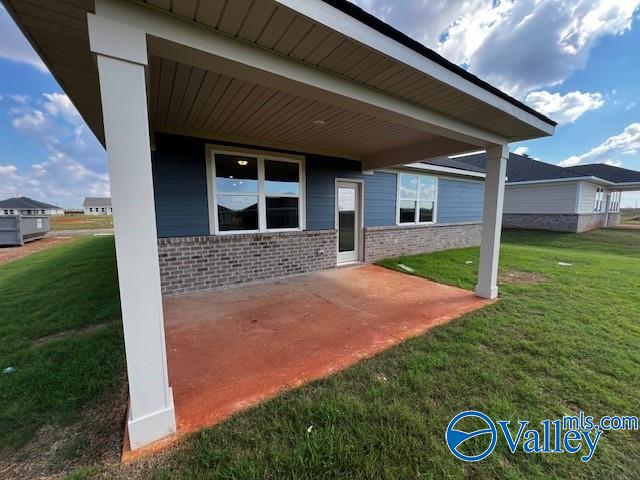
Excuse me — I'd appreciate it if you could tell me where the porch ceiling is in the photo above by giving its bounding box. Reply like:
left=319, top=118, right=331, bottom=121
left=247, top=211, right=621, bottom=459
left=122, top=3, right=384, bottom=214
left=150, top=56, right=436, bottom=157
left=3, top=0, right=555, bottom=158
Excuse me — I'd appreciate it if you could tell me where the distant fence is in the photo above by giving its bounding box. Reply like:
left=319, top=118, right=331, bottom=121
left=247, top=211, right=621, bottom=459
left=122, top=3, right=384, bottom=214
left=0, top=215, right=50, bottom=246
left=64, top=209, right=84, bottom=215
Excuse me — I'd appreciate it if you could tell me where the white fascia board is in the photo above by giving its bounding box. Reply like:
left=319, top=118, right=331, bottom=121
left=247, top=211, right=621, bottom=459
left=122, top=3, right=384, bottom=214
left=610, top=182, right=640, bottom=190
left=507, top=176, right=614, bottom=187
left=274, top=0, right=555, bottom=136
left=403, top=162, right=486, bottom=178
left=93, top=0, right=506, bottom=148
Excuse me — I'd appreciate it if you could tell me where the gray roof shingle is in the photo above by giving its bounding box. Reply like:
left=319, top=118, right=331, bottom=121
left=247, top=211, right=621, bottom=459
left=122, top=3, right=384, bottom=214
left=423, top=153, right=640, bottom=184
left=563, top=164, right=640, bottom=184
left=0, top=196, right=62, bottom=210
left=83, top=197, right=112, bottom=207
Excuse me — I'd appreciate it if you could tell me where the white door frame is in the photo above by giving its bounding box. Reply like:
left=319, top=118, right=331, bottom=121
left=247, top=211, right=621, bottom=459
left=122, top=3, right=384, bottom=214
left=335, top=179, right=364, bottom=265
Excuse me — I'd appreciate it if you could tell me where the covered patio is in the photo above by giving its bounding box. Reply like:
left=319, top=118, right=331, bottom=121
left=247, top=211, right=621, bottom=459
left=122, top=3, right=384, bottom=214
left=150, top=265, right=489, bottom=452
left=4, top=0, right=555, bottom=453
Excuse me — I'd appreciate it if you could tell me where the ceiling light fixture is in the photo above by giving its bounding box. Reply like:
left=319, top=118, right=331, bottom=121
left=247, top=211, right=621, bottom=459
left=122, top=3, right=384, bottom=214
left=237, top=159, right=248, bottom=166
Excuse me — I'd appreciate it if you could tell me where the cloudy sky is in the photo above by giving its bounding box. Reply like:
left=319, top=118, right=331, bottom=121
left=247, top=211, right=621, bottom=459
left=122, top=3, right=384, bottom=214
left=1, top=1, right=639, bottom=207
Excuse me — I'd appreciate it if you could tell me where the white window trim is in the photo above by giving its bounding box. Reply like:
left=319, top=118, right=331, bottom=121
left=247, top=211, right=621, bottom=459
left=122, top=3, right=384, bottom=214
left=395, top=172, right=438, bottom=225
left=206, top=144, right=306, bottom=235
left=594, top=187, right=605, bottom=213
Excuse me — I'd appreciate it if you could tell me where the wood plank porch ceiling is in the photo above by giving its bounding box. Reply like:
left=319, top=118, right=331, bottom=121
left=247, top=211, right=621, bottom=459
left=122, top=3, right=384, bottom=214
left=150, top=56, right=434, bottom=156
left=3, top=0, right=549, bottom=148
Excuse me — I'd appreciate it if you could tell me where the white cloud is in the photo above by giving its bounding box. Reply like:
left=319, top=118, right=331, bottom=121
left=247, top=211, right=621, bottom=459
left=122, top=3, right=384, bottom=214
left=524, top=90, right=604, bottom=124
left=1, top=93, right=108, bottom=207
left=627, top=102, right=637, bottom=110
left=0, top=5, right=47, bottom=72
left=43, top=92, right=80, bottom=123
left=558, top=123, right=640, bottom=166
left=350, top=0, right=640, bottom=98
left=603, top=159, right=622, bottom=166
left=513, top=146, right=529, bottom=155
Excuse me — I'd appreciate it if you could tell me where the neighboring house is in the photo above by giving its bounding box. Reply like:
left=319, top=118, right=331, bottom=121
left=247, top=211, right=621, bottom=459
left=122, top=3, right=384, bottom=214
left=0, top=196, right=64, bottom=216
left=4, top=0, right=556, bottom=450
left=83, top=197, right=113, bottom=215
left=426, top=153, right=640, bottom=232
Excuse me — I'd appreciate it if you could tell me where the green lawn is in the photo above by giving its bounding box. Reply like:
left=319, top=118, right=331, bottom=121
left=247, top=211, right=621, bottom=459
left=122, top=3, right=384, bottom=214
left=1, top=230, right=639, bottom=479
left=0, top=237, right=124, bottom=470
left=51, top=214, right=114, bottom=231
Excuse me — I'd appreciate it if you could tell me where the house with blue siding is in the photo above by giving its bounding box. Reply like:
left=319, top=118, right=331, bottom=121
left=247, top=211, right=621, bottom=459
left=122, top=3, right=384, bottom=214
left=7, top=0, right=558, bottom=450
left=152, top=133, right=487, bottom=293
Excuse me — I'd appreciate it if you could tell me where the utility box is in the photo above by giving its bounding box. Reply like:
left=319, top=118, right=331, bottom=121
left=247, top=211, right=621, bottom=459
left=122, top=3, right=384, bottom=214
left=0, top=215, right=50, bottom=246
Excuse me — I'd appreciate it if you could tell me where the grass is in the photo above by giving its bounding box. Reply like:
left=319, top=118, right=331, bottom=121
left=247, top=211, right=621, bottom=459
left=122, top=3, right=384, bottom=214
left=51, top=214, right=113, bottom=231
left=0, top=237, right=124, bottom=455
left=2, top=230, right=640, bottom=478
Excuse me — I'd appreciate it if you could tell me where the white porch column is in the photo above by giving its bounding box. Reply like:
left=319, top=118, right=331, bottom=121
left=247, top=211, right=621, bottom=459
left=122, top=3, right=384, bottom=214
left=88, top=15, right=176, bottom=449
left=475, top=144, right=509, bottom=299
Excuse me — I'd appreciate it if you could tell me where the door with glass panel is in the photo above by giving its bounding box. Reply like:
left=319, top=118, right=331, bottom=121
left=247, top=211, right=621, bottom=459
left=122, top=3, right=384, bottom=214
left=336, top=181, right=361, bottom=264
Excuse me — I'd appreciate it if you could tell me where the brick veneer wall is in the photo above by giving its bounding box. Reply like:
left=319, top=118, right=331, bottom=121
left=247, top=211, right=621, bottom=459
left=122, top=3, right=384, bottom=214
left=576, top=213, right=606, bottom=232
left=158, top=230, right=336, bottom=295
left=158, top=222, right=485, bottom=295
left=502, top=214, right=579, bottom=232
left=363, top=222, right=482, bottom=262
left=502, top=213, right=608, bottom=232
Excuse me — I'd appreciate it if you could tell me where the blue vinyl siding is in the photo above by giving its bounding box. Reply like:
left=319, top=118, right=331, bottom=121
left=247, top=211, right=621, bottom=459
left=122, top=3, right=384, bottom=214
left=437, top=178, right=484, bottom=223
left=305, top=156, right=397, bottom=230
left=152, top=134, right=210, bottom=237
left=151, top=133, right=484, bottom=237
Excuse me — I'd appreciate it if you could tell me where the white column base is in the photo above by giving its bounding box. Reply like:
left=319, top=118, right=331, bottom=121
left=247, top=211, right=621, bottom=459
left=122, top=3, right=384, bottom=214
left=475, top=284, right=498, bottom=299
left=128, top=388, right=177, bottom=450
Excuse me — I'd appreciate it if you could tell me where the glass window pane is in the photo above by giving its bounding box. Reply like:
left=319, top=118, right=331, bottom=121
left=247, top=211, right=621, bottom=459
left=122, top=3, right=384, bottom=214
left=215, top=154, right=258, bottom=193
left=399, top=174, right=418, bottom=200
left=338, top=187, right=356, bottom=252
left=399, top=200, right=416, bottom=223
left=217, top=195, right=258, bottom=231
left=418, top=176, right=436, bottom=200
left=419, top=201, right=434, bottom=223
left=265, top=160, right=300, bottom=195
left=266, top=197, right=299, bottom=229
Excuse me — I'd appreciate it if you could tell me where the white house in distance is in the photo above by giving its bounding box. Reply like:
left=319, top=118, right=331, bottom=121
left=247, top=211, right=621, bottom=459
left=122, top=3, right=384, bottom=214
left=426, top=153, right=640, bottom=232
left=0, top=196, right=64, bottom=216
left=83, top=197, right=113, bottom=215
left=3, top=0, right=558, bottom=452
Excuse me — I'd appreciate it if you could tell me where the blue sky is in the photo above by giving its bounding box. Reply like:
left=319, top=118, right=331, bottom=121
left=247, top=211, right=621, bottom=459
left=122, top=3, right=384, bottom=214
left=1, top=1, right=639, bottom=207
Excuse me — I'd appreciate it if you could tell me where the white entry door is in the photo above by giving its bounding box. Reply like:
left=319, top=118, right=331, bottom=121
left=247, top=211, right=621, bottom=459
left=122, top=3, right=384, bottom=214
left=336, top=181, right=362, bottom=264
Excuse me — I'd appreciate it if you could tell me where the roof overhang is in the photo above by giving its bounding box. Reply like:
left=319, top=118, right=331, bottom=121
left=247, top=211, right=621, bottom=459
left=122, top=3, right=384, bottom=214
left=3, top=0, right=556, bottom=169
left=507, top=177, right=640, bottom=191
left=402, top=163, right=486, bottom=179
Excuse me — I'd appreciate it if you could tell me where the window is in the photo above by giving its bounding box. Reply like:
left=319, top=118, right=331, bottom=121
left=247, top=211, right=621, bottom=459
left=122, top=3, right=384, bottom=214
left=3, top=210, right=7, bottom=215
left=609, top=191, right=621, bottom=213
left=594, top=188, right=605, bottom=212
left=397, top=173, right=437, bottom=224
left=210, top=150, right=303, bottom=233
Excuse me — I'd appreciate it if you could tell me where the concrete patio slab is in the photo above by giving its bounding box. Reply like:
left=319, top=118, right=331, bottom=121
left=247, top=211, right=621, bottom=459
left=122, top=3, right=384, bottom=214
left=123, top=264, right=491, bottom=460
